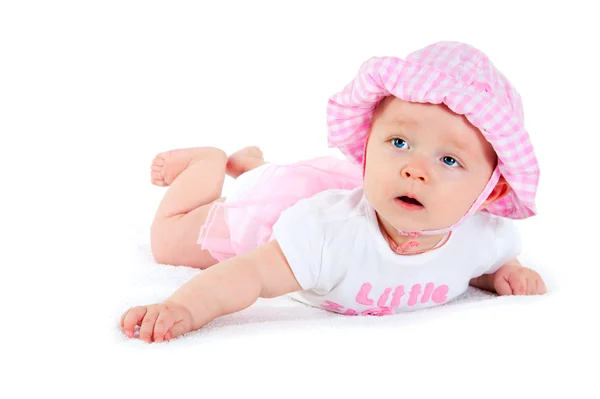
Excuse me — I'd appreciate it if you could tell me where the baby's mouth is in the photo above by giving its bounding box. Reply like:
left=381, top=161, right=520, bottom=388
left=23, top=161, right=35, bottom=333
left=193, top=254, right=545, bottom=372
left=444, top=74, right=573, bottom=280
left=396, top=196, right=424, bottom=208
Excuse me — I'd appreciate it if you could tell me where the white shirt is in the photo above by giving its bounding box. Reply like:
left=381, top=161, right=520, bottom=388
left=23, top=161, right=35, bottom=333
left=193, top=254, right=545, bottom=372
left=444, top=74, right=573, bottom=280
left=271, top=187, right=521, bottom=315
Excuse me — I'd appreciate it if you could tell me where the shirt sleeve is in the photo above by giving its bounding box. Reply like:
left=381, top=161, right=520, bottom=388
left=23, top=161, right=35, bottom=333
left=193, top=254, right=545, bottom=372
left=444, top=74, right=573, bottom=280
left=271, top=197, right=326, bottom=291
left=486, top=217, right=523, bottom=275
left=472, top=216, right=523, bottom=277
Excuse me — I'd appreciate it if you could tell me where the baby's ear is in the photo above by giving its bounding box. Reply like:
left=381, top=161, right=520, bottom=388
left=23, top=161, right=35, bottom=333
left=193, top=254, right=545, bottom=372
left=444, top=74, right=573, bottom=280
left=482, top=176, right=511, bottom=206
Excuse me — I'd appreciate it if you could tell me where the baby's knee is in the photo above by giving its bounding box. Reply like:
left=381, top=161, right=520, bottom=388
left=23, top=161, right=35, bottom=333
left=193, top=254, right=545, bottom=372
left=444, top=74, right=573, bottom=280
left=150, top=223, right=177, bottom=265
left=150, top=228, right=217, bottom=269
left=150, top=238, right=173, bottom=265
left=200, top=147, right=228, bottom=163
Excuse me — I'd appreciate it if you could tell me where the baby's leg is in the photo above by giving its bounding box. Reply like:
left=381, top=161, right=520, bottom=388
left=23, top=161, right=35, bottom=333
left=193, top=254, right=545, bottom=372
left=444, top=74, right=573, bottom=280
left=150, top=146, right=264, bottom=269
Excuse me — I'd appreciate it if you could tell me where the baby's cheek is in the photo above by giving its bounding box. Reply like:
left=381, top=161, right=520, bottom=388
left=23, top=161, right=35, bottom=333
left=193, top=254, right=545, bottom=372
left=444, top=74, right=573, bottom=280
left=448, top=183, right=480, bottom=214
left=365, top=172, right=394, bottom=199
left=379, top=183, right=396, bottom=198
left=430, top=192, right=462, bottom=217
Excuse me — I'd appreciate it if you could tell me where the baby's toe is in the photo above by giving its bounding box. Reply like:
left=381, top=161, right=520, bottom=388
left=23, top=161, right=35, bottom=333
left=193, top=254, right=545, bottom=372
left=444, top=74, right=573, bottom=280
left=152, top=155, right=166, bottom=167
left=151, top=170, right=166, bottom=186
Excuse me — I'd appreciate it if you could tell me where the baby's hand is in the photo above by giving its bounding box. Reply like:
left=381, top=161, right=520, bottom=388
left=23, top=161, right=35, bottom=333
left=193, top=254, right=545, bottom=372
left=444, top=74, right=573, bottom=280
left=493, top=264, right=546, bottom=296
left=120, top=301, right=194, bottom=343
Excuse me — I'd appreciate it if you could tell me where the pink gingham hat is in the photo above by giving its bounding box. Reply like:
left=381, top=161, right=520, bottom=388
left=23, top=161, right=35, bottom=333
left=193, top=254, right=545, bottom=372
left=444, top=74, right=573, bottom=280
left=327, top=41, right=539, bottom=233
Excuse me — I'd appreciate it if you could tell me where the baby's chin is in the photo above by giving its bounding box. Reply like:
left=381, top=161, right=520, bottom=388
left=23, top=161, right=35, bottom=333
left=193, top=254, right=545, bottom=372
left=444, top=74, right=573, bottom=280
left=378, top=208, right=457, bottom=234
left=376, top=210, right=425, bottom=233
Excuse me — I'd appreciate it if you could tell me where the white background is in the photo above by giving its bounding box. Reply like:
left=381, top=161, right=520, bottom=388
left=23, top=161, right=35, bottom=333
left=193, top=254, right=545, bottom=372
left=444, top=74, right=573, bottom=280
left=1, top=1, right=599, bottom=398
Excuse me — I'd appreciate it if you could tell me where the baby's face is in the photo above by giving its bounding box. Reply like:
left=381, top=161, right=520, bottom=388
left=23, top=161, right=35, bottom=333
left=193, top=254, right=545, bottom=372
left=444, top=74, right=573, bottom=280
left=364, top=96, right=498, bottom=232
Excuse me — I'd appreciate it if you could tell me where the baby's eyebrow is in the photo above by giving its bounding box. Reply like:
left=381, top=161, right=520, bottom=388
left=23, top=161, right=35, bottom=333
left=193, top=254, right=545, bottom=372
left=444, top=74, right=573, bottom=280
left=388, top=117, right=416, bottom=128
left=444, top=136, right=476, bottom=157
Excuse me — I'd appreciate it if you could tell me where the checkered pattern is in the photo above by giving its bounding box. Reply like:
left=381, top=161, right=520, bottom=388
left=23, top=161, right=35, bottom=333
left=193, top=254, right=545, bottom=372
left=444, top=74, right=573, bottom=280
left=327, top=41, right=539, bottom=220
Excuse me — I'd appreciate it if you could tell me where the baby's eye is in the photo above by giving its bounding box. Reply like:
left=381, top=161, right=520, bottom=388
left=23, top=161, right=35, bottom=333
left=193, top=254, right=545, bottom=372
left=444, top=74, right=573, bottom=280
left=392, top=138, right=408, bottom=149
left=442, top=156, right=460, bottom=167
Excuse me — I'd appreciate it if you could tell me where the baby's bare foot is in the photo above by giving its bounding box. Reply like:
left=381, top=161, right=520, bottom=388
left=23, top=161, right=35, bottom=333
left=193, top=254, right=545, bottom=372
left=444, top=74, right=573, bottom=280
left=151, top=147, right=225, bottom=186
left=226, top=146, right=265, bottom=178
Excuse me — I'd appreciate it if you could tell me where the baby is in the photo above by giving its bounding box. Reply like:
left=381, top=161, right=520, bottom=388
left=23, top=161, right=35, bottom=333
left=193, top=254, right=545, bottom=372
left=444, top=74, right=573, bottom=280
left=121, top=41, right=546, bottom=343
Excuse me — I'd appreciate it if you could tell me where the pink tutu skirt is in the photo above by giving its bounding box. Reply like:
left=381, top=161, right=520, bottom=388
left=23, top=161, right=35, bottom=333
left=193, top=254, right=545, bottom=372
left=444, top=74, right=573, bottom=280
left=197, top=156, right=363, bottom=262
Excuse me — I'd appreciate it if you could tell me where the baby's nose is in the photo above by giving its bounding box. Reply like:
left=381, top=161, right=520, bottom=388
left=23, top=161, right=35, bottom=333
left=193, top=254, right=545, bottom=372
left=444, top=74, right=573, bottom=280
left=401, top=166, right=429, bottom=183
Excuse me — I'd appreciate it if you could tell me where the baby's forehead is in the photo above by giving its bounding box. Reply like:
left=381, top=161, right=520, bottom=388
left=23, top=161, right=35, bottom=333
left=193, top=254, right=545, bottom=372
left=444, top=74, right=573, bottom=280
left=377, top=99, right=474, bottom=137
left=375, top=97, right=497, bottom=159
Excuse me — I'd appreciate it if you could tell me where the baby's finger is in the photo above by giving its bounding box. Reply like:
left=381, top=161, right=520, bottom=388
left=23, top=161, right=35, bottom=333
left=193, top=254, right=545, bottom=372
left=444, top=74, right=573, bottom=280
left=509, top=273, right=526, bottom=295
left=120, top=311, right=127, bottom=330
left=153, top=311, right=174, bottom=343
left=526, top=276, right=537, bottom=295
left=139, top=307, right=160, bottom=343
left=168, top=319, right=192, bottom=340
left=494, top=275, right=513, bottom=296
left=122, top=307, right=147, bottom=337
left=120, top=307, right=138, bottom=329
left=536, top=278, right=547, bottom=295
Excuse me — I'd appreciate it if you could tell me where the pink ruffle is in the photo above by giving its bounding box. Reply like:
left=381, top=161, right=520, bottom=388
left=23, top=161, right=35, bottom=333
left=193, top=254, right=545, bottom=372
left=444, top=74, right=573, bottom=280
left=197, top=156, right=362, bottom=262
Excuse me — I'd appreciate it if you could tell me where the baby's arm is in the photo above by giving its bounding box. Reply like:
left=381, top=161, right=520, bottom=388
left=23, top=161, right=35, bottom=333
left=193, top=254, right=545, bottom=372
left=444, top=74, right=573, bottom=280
left=468, top=217, right=546, bottom=296
left=121, top=240, right=301, bottom=342
left=469, top=258, right=546, bottom=296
